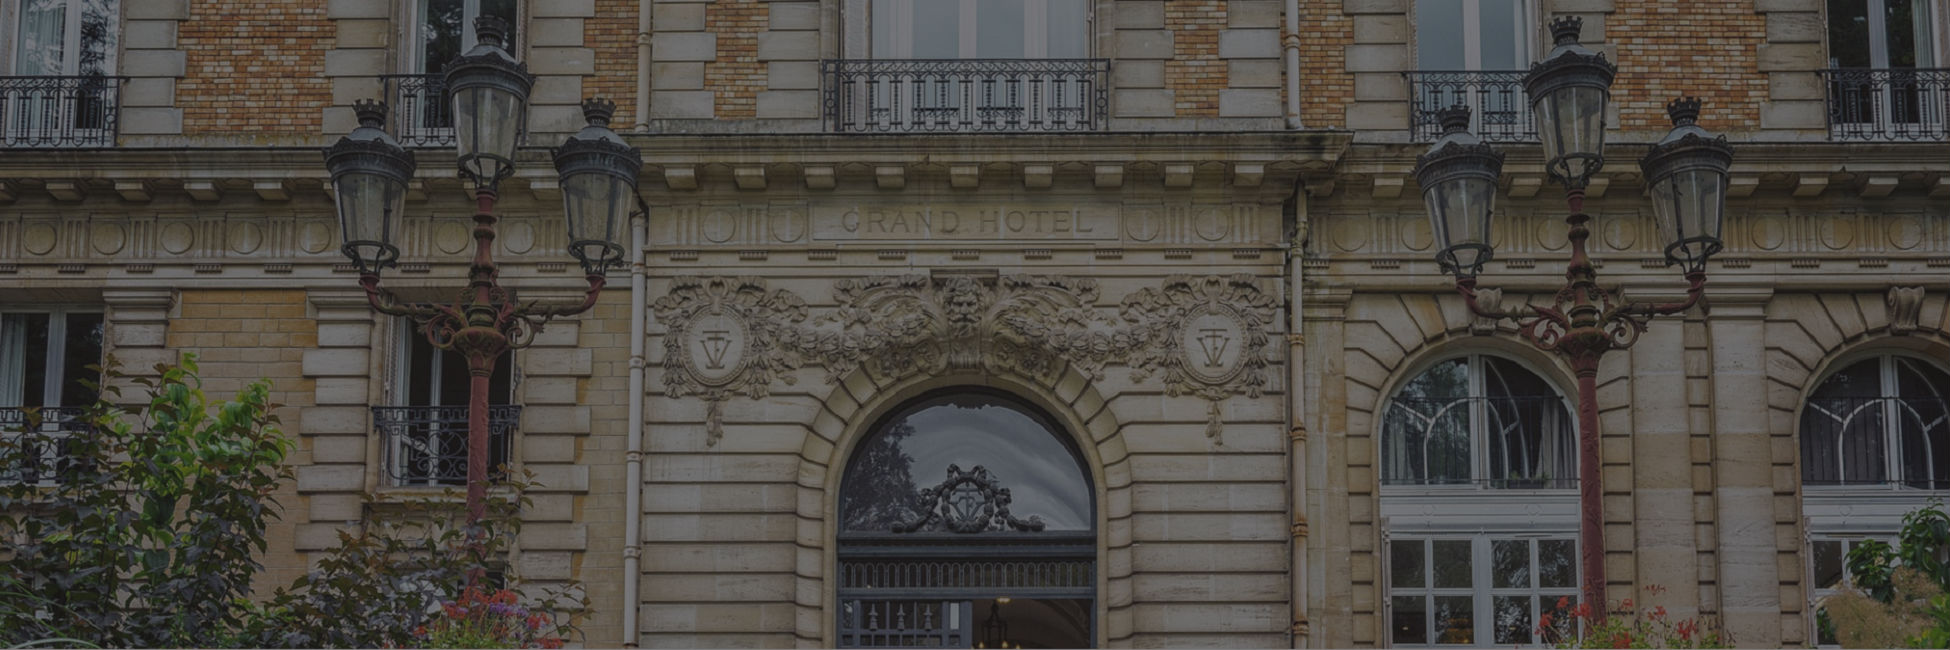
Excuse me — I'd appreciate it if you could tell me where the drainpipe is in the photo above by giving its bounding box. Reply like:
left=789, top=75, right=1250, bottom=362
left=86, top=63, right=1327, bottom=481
left=634, top=0, right=653, bottom=131
left=1283, top=0, right=1303, bottom=129
left=1286, top=192, right=1311, bottom=647
left=621, top=212, right=646, bottom=646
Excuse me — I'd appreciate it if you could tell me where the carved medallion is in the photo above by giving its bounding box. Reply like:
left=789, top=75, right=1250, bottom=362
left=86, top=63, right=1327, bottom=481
left=1121, top=275, right=1279, bottom=442
left=652, top=276, right=809, bottom=446
left=894, top=464, right=1045, bottom=534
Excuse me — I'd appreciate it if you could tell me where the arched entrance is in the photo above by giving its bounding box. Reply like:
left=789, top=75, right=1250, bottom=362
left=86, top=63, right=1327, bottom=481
left=837, top=389, right=1096, bottom=648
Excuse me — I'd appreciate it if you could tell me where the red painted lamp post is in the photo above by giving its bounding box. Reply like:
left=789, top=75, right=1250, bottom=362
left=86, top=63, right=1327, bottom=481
left=1412, top=17, right=1735, bottom=619
left=323, top=17, right=643, bottom=528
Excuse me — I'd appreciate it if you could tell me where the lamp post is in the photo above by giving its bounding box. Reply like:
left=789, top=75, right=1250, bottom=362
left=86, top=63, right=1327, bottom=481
left=323, top=17, right=642, bottom=529
left=1412, top=16, right=1734, bottom=619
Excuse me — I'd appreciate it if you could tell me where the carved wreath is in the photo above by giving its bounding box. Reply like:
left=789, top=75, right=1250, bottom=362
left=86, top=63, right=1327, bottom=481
left=650, top=276, right=808, bottom=446
left=1119, top=274, right=1280, bottom=441
left=893, top=464, right=1046, bottom=534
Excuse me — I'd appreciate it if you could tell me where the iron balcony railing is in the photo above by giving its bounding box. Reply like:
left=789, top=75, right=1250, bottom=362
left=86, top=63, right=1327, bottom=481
left=1381, top=395, right=1576, bottom=489
left=823, top=59, right=1110, bottom=133
left=0, top=407, right=94, bottom=484
left=1404, top=70, right=1535, bottom=142
left=381, top=73, right=455, bottom=147
left=1801, top=396, right=1948, bottom=489
left=373, top=405, right=519, bottom=486
left=1, top=75, right=124, bottom=148
left=1819, top=68, right=1950, bottom=141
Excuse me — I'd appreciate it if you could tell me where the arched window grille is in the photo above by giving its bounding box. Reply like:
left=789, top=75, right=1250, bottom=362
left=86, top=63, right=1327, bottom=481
left=1800, top=355, right=1950, bottom=489
left=1381, top=355, right=1575, bottom=489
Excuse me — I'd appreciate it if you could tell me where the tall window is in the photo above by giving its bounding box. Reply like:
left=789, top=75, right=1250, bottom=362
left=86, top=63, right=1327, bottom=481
left=1800, top=354, right=1950, bottom=489
left=4, top=0, right=119, bottom=146
left=1410, top=0, right=1536, bottom=141
left=375, top=319, right=516, bottom=486
left=1825, top=0, right=1944, bottom=136
left=1389, top=536, right=1579, bottom=646
left=392, top=0, right=517, bottom=144
left=0, top=309, right=103, bottom=483
left=869, top=0, right=1088, bottom=59
left=1382, top=355, right=1575, bottom=489
left=1829, top=0, right=1938, bottom=70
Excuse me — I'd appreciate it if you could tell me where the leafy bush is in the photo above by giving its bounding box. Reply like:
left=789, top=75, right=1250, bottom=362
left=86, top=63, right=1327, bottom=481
left=1823, top=501, right=1950, bottom=648
left=1538, top=585, right=1733, bottom=649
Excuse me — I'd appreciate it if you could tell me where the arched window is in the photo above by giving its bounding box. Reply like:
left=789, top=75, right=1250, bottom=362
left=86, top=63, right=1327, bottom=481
left=837, top=390, right=1095, bottom=648
left=1801, top=354, right=1950, bottom=489
left=1382, top=355, right=1575, bottom=489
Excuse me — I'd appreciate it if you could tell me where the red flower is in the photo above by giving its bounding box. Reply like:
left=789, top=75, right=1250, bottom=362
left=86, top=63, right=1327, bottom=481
left=1652, top=605, right=1667, bottom=620
left=1610, top=632, right=1631, bottom=648
left=1620, top=598, right=1633, bottom=611
left=1570, top=602, right=1592, bottom=620
left=1556, top=596, right=1571, bottom=611
left=1677, top=619, right=1697, bottom=641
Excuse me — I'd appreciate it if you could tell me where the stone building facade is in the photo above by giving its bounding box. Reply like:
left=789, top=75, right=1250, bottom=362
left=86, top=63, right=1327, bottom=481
left=1, top=0, right=1947, bottom=647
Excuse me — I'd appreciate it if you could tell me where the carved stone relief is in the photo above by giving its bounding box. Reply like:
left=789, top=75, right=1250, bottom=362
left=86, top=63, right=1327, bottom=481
left=655, top=274, right=1281, bottom=445
left=1888, top=286, right=1926, bottom=334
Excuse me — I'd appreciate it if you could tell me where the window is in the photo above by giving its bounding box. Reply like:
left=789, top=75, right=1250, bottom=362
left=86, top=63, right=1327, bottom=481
left=0, top=309, right=103, bottom=483
left=1800, top=355, right=1950, bottom=489
left=3, top=0, right=120, bottom=147
left=1382, top=355, right=1575, bottom=489
left=1389, top=536, right=1579, bottom=647
left=1824, top=0, right=1946, bottom=139
left=1809, top=536, right=1890, bottom=646
left=869, top=0, right=1088, bottom=59
left=389, top=0, right=517, bottom=145
left=1409, top=0, right=1537, bottom=141
left=374, top=318, right=516, bottom=486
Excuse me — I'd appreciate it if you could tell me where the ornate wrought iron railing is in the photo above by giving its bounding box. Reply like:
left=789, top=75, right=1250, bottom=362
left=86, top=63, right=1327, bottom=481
left=1819, top=68, right=1950, bottom=141
left=1381, top=395, right=1576, bottom=489
left=0, top=75, right=124, bottom=148
left=381, top=73, right=455, bottom=147
left=823, top=59, right=1110, bottom=133
left=0, top=407, right=94, bottom=484
left=1404, top=70, right=1535, bottom=142
left=1801, top=396, right=1948, bottom=489
left=372, top=405, right=519, bottom=486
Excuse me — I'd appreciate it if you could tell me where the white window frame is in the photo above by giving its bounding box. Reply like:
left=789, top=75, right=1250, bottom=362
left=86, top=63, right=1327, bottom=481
left=1380, top=353, right=1578, bottom=494
left=385, top=317, right=516, bottom=487
left=0, top=306, right=103, bottom=408
left=1802, top=353, right=1950, bottom=492
left=1826, top=0, right=1946, bottom=135
left=1410, top=0, right=1540, bottom=135
left=2, top=0, right=119, bottom=76
left=407, top=0, right=520, bottom=74
left=1383, top=529, right=1581, bottom=648
left=1806, top=533, right=1896, bottom=648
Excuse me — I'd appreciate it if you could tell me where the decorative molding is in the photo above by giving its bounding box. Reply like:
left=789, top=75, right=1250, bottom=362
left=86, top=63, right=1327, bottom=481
left=892, top=465, right=1045, bottom=534
left=650, top=277, right=811, bottom=446
left=1888, top=286, right=1925, bottom=334
left=1469, top=287, right=1505, bottom=336
left=1120, top=275, right=1279, bottom=441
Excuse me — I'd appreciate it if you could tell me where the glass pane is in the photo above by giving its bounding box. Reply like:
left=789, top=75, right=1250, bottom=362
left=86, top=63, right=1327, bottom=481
left=1894, top=357, right=1950, bottom=488
left=975, top=0, right=1026, bottom=58
left=1415, top=0, right=1465, bottom=69
left=1433, top=595, right=1475, bottom=644
left=15, top=0, right=67, bottom=75
left=1477, top=0, right=1525, bottom=69
left=1492, top=539, right=1531, bottom=588
left=1483, top=357, right=1573, bottom=488
left=420, top=0, right=464, bottom=74
left=1539, top=539, right=1576, bottom=588
left=1828, top=0, right=1872, bottom=67
left=1385, top=358, right=1472, bottom=485
left=1433, top=540, right=1472, bottom=588
left=1045, top=0, right=1089, bottom=58
left=1883, top=0, right=1919, bottom=67
left=3, top=314, right=52, bottom=407
left=482, top=0, right=518, bottom=50
left=1813, top=540, right=1845, bottom=589
left=1804, top=359, right=1891, bottom=485
left=911, top=0, right=960, bottom=58
left=1392, top=540, right=1427, bottom=588
left=1493, top=595, right=1533, bottom=645
left=59, top=313, right=103, bottom=407
left=1392, top=596, right=1428, bottom=645
left=840, top=392, right=1093, bottom=532
left=78, top=0, right=116, bottom=76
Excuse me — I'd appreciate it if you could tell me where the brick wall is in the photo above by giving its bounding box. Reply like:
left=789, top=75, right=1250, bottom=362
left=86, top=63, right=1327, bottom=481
left=587, top=0, right=639, bottom=126
left=706, top=0, right=768, bottom=119
left=177, top=0, right=333, bottom=135
left=1606, top=0, right=1767, bottom=131
left=162, top=289, right=319, bottom=591
left=1298, top=0, right=1352, bottom=128
left=1164, top=0, right=1227, bottom=116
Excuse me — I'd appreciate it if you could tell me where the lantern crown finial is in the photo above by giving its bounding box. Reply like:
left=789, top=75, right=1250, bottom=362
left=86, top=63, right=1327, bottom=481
left=352, top=99, right=387, bottom=129
left=1436, top=105, right=1471, bottom=135
left=581, top=97, right=617, bottom=128
left=1665, top=96, right=1703, bottom=127
left=473, top=16, right=510, bottom=50
left=1549, top=16, right=1584, bottom=46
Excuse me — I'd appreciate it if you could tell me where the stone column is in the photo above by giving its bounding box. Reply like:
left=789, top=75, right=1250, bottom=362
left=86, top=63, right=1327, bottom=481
left=1705, top=289, right=1781, bottom=646
left=1630, top=317, right=1702, bottom=615
left=296, top=290, right=378, bottom=551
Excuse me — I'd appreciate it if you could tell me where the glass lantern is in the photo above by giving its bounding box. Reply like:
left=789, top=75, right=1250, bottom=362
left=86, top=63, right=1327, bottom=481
left=1639, top=97, right=1733, bottom=275
left=323, top=99, right=416, bottom=274
left=552, top=98, right=642, bottom=275
left=1523, top=16, right=1616, bottom=190
left=444, top=16, right=533, bottom=188
left=1414, top=106, right=1507, bottom=279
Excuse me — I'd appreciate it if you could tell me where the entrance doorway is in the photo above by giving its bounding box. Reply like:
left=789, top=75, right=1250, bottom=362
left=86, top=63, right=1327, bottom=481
left=836, top=390, right=1096, bottom=648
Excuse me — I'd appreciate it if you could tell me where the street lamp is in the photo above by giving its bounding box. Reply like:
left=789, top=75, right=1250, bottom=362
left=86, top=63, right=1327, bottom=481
left=1415, top=16, right=1732, bottom=620
left=323, top=17, right=641, bottom=530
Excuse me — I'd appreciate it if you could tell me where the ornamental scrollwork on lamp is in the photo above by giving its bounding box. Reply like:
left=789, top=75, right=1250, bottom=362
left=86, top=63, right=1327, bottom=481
left=893, top=464, right=1046, bottom=534
left=650, top=276, right=809, bottom=446
left=1119, top=274, right=1280, bottom=441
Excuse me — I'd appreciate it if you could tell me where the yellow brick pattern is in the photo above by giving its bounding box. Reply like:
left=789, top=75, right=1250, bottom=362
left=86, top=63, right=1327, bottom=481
left=177, top=0, right=333, bottom=134
left=706, top=0, right=768, bottom=119
left=1165, top=0, right=1227, bottom=116
left=586, top=0, right=639, bottom=125
left=1297, top=0, right=1352, bottom=128
left=1608, top=1, right=1767, bottom=131
left=162, top=289, right=319, bottom=593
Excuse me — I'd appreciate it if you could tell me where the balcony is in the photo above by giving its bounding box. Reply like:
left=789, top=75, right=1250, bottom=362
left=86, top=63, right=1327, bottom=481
left=381, top=73, right=455, bottom=147
left=1404, top=70, right=1535, bottom=143
left=372, top=405, right=519, bottom=487
left=823, top=59, right=1109, bottom=133
left=0, top=75, right=124, bottom=148
left=1820, top=68, right=1949, bottom=141
left=0, top=407, right=93, bottom=484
